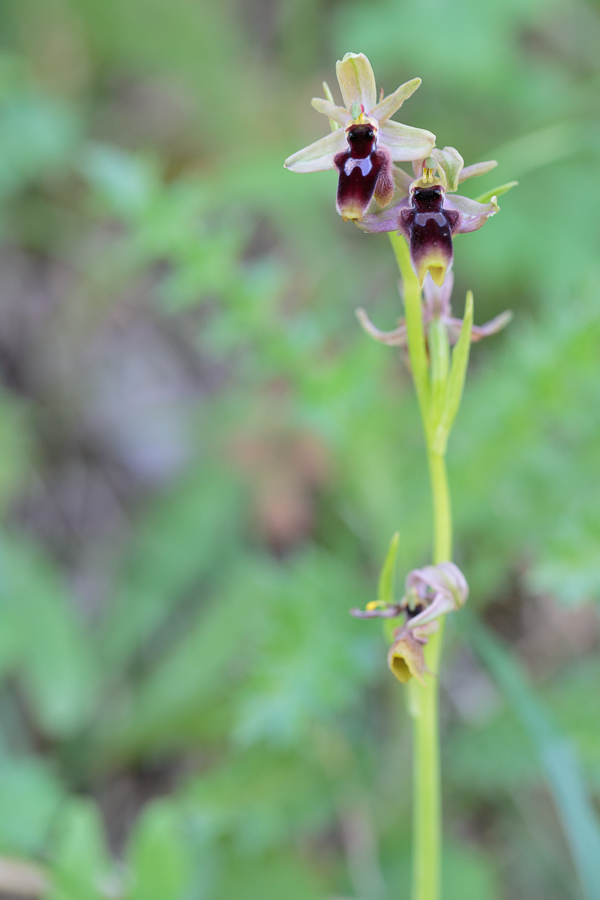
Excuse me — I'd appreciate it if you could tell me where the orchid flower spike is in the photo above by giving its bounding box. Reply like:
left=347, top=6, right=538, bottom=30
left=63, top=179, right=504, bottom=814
left=358, top=271, right=512, bottom=349
left=359, top=147, right=502, bottom=286
left=284, top=53, right=435, bottom=223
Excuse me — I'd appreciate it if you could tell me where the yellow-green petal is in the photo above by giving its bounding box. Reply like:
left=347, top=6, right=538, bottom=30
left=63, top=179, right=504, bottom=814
left=445, top=193, right=499, bottom=233
left=336, top=52, right=377, bottom=113
left=379, top=120, right=435, bottom=162
left=370, top=77, right=422, bottom=124
left=458, top=159, right=498, bottom=183
left=310, top=97, right=351, bottom=127
left=430, top=146, right=464, bottom=192
left=284, top=129, right=346, bottom=173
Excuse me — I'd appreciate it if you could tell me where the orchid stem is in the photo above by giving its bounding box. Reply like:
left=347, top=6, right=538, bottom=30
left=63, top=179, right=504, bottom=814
left=389, top=233, right=454, bottom=900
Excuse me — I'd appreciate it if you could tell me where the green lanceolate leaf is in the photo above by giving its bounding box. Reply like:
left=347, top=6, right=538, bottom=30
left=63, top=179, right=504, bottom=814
left=322, top=82, right=341, bottom=132
left=378, top=532, right=403, bottom=645
left=467, top=617, right=600, bottom=900
left=475, top=181, right=518, bottom=205
left=433, top=291, right=473, bottom=455
left=428, top=316, right=451, bottom=438
left=388, top=233, right=430, bottom=417
left=378, top=531, right=400, bottom=604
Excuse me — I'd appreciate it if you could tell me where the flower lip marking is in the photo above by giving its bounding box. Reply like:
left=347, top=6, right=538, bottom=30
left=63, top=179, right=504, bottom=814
left=345, top=123, right=377, bottom=156
left=334, top=122, right=393, bottom=221
left=412, top=185, right=444, bottom=212
left=398, top=185, right=459, bottom=286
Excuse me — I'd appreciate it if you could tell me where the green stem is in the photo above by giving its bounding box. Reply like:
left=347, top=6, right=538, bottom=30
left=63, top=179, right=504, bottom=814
left=388, top=233, right=429, bottom=423
left=427, top=448, right=452, bottom=565
left=389, top=234, right=453, bottom=900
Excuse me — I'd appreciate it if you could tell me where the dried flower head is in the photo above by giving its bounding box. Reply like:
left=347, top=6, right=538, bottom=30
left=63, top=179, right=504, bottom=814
left=351, top=561, right=469, bottom=684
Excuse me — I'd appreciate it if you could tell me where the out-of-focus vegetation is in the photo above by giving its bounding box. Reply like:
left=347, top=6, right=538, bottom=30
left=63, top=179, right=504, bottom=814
left=0, top=0, right=598, bottom=898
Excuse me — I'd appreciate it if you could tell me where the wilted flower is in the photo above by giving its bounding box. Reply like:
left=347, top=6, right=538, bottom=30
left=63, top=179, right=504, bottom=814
left=359, top=147, right=501, bottom=285
left=357, top=271, right=512, bottom=348
left=403, top=561, right=469, bottom=627
left=284, top=52, right=435, bottom=222
left=387, top=625, right=435, bottom=684
left=351, top=561, right=469, bottom=683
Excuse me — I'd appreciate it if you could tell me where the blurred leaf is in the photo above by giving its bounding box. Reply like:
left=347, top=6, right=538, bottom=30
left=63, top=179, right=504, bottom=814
left=48, top=799, right=114, bottom=900
left=468, top=617, right=600, bottom=900
left=443, top=843, right=500, bottom=900
left=0, top=534, right=99, bottom=737
left=100, top=463, right=245, bottom=671
left=97, top=558, right=258, bottom=755
left=125, top=799, right=192, bottom=900
left=82, top=143, right=159, bottom=219
left=183, top=748, right=331, bottom=855
left=434, top=290, right=473, bottom=454
left=0, top=80, right=80, bottom=200
left=378, top=531, right=400, bottom=604
left=0, top=757, right=64, bottom=855
left=212, top=849, right=325, bottom=900
left=232, top=549, right=377, bottom=748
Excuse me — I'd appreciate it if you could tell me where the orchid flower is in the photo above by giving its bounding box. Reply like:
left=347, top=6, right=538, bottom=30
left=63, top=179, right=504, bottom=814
left=359, top=147, right=503, bottom=286
left=357, top=271, right=512, bottom=349
left=284, top=53, right=435, bottom=222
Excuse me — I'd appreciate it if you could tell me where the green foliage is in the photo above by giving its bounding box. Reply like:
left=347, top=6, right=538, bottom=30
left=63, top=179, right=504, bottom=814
left=125, top=800, right=194, bottom=900
left=0, top=0, right=596, bottom=898
left=0, top=757, right=64, bottom=855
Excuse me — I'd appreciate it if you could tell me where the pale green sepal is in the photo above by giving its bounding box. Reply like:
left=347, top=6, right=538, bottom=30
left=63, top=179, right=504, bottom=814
left=459, top=159, right=498, bottom=183
left=322, top=82, right=341, bottom=130
left=428, top=317, right=450, bottom=438
left=379, top=120, right=436, bottom=162
left=336, top=52, right=377, bottom=112
left=284, top=128, right=346, bottom=172
left=446, top=193, right=499, bottom=233
left=433, top=291, right=473, bottom=455
left=430, top=146, right=463, bottom=192
left=476, top=180, right=519, bottom=204
left=393, top=166, right=412, bottom=194
left=370, top=77, right=421, bottom=124
left=311, top=97, right=349, bottom=129
left=378, top=531, right=400, bottom=604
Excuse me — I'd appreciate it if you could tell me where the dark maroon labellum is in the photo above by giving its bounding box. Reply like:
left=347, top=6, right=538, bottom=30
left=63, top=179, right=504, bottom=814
left=334, top=124, right=390, bottom=221
left=399, top=186, right=460, bottom=284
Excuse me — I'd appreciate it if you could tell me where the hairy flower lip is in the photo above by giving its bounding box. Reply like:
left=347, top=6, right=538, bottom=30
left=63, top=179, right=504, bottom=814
left=334, top=122, right=394, bottom=221
left=399, top=185, right=458, bottom=286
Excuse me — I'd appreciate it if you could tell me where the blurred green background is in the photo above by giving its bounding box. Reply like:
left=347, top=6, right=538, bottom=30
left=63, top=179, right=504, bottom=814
left=0, top=0, right=598, bottom=898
